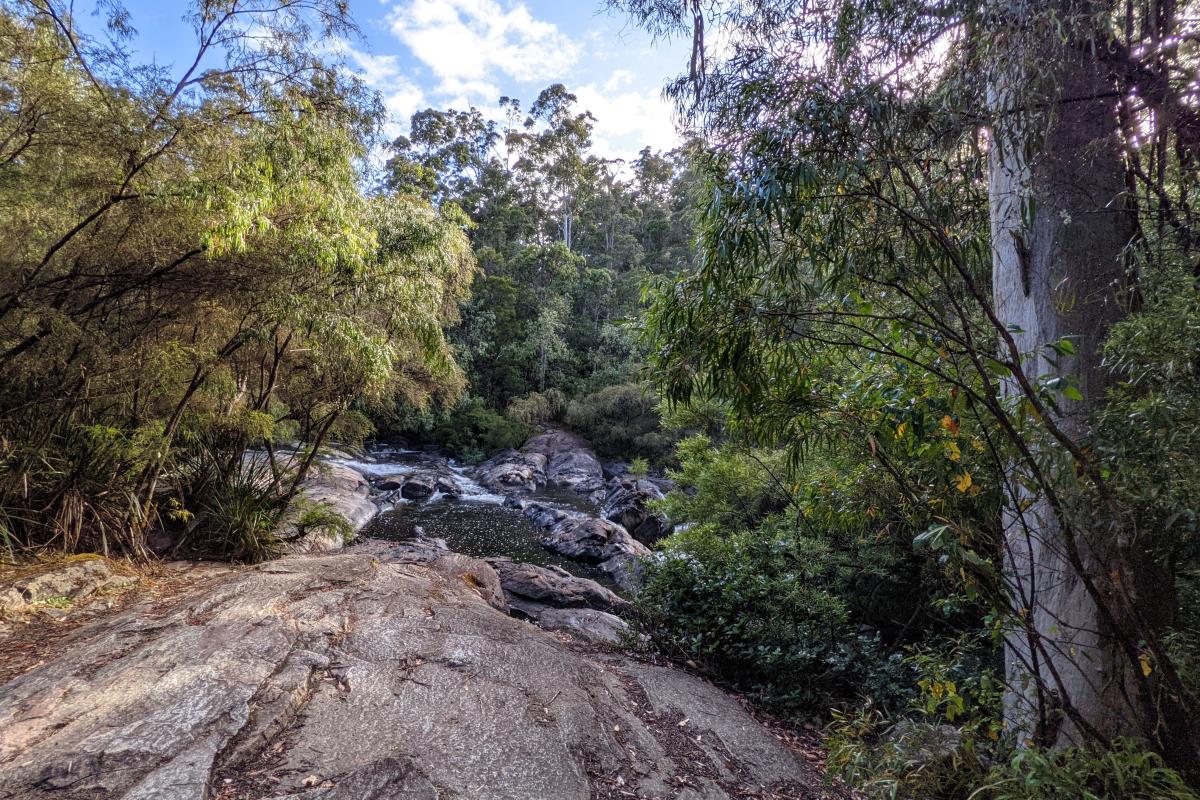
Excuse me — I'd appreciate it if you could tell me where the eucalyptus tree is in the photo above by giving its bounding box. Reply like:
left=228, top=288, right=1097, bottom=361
left=616, top=0, right=1200, bottom=774
left=507, top=84, right=599, bottom=250
left=0, top=0, right=473, bottom=557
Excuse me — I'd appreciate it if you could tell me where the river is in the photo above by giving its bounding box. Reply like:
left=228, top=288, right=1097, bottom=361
left=329, top=448, right=621, bottom=588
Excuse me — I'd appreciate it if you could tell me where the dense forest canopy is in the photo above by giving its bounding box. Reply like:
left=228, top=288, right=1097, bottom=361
left=379, top=84, right=699, bottom=460
left=2, top=0, right=1200, bottom=797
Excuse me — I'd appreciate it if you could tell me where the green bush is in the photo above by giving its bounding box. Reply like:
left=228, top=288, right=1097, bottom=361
left=176, top=443, right=288, bottom=563
left=824, top=641, right=1004, bottom=800
left=825, top=703, right=985, bottom=800
left=977, top=739, right=1198, bottom=800
left=636, top=519, right=911, bottom=713
left=656, top=436, right=790, bottom=530
left=291, top=500, right=355, bottom=545
left=428, top=397, right=531, bottom=461
left=505, top=389, right=566, bottom=425
left=565, top=383, right=676, bottom=461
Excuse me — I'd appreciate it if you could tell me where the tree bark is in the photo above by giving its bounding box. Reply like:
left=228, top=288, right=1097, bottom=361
left=987, top=3, right=1149, bottom=746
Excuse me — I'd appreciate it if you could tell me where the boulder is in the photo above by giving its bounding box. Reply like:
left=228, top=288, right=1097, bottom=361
left=373, top=473, right=407, bottom=491
left=522, top=430, right=604, bottom=499
left=883, top=720, right=964, bottom=768
left=509, top=498, right=569, bottom=530
left=515, top=603, right=632, bottom=647
left=290, top=461, right=379, bottom=553
left=484, top=557, right=628, bottom=614
left=400, top=475, right=436, bottom=500
left=601, top=476, right=670, bottom=545
left=598, top=552, right=646, bottom=593
left=0, top=550, right=820, bottom=800
left=475, top=449, right=548, bottom=494
left=541, top=517, right=650, bottom=566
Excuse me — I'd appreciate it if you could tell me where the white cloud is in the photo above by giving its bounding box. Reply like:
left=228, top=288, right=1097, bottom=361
left=574, top=77, right=680, bottom=161
left=388, top=0, right=580, bottom=98
left=330, top=39, right=426, bottom=139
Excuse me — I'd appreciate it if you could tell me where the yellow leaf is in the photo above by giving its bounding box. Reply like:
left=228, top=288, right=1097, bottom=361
left=945, top=441, right=961, bottom=462
left=1140, top=653, right=1153, bottom=677
left=940, top=414, right=959, bottom=434
left=895, top=422, right=907, bottom=439
left=954, top=472, right=973, bottom=492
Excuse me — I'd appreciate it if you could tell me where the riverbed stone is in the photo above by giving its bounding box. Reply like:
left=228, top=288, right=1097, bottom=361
left=287, top=461, right=379, bottom=554
left=400, top=474, right=436, bottom=500
left=523, top=430, right=605, bottom=499
left=542, top=516, right=650, bottom=564
left=601, top=476, right=671, bottom=545
left=484, top=556, right=628, bottom=613
left=0, top=550, right=821, bottom=800
left=476, top=449, right=548, bottom=493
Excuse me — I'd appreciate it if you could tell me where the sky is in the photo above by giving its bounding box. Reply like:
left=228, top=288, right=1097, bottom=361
left=83, top=0, right=689, bottom=161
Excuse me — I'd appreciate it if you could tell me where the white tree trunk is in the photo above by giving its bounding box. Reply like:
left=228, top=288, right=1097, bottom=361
left=987, top=7, right=1139, bottom=745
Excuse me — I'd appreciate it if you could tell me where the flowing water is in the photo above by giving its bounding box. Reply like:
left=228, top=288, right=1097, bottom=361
left=334, top=449, right=616, bottom=587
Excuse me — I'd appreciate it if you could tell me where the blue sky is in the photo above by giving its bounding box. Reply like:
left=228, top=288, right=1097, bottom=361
left=85, top=0, right=689, bottom=160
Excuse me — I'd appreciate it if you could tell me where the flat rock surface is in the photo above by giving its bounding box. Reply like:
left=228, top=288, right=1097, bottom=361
left=0, top=548, right=837, bottom=800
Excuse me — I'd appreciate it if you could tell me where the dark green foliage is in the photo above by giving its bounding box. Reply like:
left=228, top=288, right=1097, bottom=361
left=634, top=434, right=969, bottom=715
left=396, top=397, right=531, bottom=463
left=380, top=89, right=697, bottom=449
left=637, top=520, right=912, bottom=713
left=564, top=384, right=676, bottom=462
left=175, top=445, right=287, bottom=563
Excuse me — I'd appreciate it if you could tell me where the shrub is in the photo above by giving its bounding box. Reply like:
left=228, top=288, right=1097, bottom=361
left=635, top=520, right=911, bottom=714
left=433, top=397, right=530, bottom=461
left=655, top=435, right=790, bottom=531
left=977, top=739, right=1198, bottom=800
left=628, top=457, right=649, bottom=478
left=291, top=501, right=355, bottom=545
left=565, top=383, right=676, bottom=461
left=505, top=389, right=566, bottom=425
left=176, top=445, right=288, bottom=563
left=825, top=703, right=985, bottom=800
left=824, top=642, right=1004, bottom=800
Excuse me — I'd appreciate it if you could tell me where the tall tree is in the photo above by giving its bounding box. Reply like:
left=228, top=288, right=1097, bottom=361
left=985, top=1, right=1159, bottom=746
left=0, top=0, right=473, bottom=558
left=616, top=0, right=1200, bottom=773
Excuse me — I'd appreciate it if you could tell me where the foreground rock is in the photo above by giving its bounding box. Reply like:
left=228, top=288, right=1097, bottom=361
left=0, top=549, right=826, bottom=800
